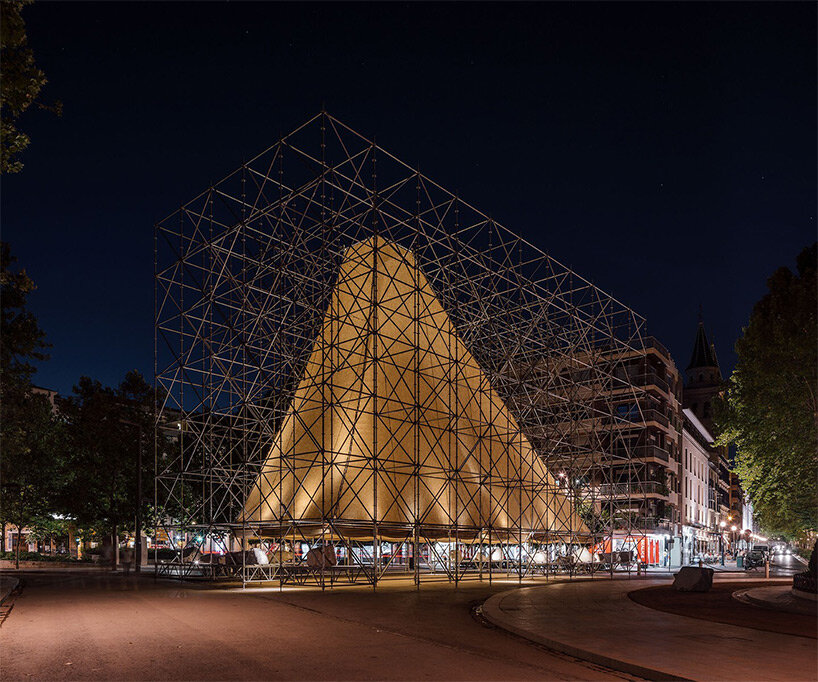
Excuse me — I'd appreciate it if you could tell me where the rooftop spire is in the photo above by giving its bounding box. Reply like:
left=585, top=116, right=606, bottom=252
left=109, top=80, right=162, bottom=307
left=687, top=320, right=719, bottom=370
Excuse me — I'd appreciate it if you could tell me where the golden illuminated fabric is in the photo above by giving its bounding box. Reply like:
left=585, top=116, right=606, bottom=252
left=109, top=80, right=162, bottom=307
left=241, top=237, right=586, bottom=539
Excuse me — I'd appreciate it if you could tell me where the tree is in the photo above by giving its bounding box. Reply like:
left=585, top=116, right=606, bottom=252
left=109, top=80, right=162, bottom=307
left=0, top=392, right=61, bottom=566
left=0, top=0, right=60, bottom=174
left=716, top=243, right=818, bottom=540
left=57, top=371, right=156, bottom=558
left=0, top=242, right=48, bottom=388
left=0, top=241, right=58, bottom=567
left=26, top=511, right=69, bottom=555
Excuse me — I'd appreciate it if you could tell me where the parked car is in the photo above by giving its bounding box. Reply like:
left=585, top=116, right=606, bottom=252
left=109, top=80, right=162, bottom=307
left=744, top=550, right=766, bottom=571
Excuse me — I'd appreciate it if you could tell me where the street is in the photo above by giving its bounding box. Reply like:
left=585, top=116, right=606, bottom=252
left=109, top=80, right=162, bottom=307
left=0, top=571, right=633, bottom=681
left=767, top=552, right=807, bottom=576
left=736, top=552, right=807, bottom=578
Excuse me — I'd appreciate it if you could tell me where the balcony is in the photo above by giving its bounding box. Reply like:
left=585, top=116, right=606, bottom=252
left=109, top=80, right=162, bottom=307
left=640, top=517, right=674, bottom=532
left=644, top=336, right=670, bottom=358
left=607, top=445, right=670, bottom=463
left=641, top=409, right=670, bottom=428
left=611, top=408, right=671, bottom=429
left=611, top=516, right=673, bottom=532
left=628, top=371, right=670, bottom=394
left=596, top=481, right=670, bottom=498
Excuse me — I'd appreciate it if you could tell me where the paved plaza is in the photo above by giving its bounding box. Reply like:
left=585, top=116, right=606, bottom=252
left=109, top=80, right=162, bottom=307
left=0, top=571, right=631, bottom=681
left=2, top=569, right=816, bottom=681
left=482, top=576, right=817, bottom=681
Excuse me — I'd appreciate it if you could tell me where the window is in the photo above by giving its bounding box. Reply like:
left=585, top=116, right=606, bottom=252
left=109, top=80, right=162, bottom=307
left=616, top=402, right=639, bottom=421
left=703, top=402, right=711, bottom=418
left=692, top=402, right=698, bottom=415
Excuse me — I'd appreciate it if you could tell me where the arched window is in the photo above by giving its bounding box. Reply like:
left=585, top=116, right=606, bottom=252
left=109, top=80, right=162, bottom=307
left=698, top=373, right=704, bottom=383
left=704, top=401, right=711, bottom=418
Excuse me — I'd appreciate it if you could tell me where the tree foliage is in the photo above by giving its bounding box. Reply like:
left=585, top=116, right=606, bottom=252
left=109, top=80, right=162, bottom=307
left=0, top=241, right=48, bottom=389
left=0, top=241, right=59, bottom=565
left=0, top=0, right=60, bottom=174
left=716, top=243, right=818, bottom=539
left=0, top=390, right=61, bottom=565
left=57, top=371, right=156, bottom=535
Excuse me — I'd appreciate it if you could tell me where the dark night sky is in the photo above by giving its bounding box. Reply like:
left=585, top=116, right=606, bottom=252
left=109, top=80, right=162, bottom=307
left=3, top=2, right=815, bottom=396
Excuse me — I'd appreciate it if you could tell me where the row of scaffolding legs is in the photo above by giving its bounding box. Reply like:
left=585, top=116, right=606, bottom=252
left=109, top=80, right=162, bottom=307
left=152, top=524, right=651, bottom=587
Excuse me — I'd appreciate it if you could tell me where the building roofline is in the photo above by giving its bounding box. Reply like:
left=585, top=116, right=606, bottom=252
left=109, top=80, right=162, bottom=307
left=683, top=407, right=715, bottom=444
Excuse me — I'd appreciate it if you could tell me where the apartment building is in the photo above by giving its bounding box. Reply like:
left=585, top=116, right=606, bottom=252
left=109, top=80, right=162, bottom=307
left=681, top=408, right=719, bottom=562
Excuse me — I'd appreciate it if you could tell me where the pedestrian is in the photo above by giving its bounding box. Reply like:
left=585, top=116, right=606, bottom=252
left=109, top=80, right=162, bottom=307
left=121, top=546, right=133, bottom=575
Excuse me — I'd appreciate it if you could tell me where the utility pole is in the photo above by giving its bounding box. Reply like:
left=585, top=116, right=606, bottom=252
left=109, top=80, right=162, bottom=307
left=135, top=422, right=143, bottom=573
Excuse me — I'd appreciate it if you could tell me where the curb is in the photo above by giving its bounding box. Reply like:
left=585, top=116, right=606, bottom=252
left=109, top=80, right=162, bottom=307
left=733, top=586, right=818, bottom=616
left=0, top=576, right=20, bottom=605
left=482, top=586, right=692, bottom=682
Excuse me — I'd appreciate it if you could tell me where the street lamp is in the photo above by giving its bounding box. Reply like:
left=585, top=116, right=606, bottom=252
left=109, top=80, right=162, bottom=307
left=718, top=521, right=726, bottom=565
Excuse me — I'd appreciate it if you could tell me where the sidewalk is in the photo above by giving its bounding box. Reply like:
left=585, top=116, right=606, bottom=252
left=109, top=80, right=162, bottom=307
left=482, top=577, right=816, bottom=681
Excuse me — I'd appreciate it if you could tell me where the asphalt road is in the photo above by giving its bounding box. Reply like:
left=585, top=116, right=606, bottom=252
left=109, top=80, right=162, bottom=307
left=0, top=571, right=635, bottom=681
left=768, top=553, right=807, bottom=577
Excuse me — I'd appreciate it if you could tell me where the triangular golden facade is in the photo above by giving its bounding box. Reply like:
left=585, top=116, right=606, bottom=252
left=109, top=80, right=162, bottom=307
left=241, top=237, right=587, bottom=540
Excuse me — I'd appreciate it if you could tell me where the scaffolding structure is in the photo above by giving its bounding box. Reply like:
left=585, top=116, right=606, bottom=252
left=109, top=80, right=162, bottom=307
left=154, top=112, right=652, bottom=586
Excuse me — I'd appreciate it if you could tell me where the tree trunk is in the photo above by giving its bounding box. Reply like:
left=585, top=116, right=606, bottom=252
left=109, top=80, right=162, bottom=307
left=15, top=524, right=21, bottom=569
left=68, top=522, right=78, bottom=559
left=16, top=493, right=25, bottom=570
left=1, top=521, right=5, bottom=553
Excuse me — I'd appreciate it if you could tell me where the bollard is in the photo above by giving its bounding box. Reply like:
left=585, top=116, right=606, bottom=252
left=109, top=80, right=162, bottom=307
left=765, top=560, right=770, bottom=578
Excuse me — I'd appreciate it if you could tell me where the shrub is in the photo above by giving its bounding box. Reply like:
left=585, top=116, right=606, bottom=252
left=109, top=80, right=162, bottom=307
left=0, top=550, right=91, bottom=562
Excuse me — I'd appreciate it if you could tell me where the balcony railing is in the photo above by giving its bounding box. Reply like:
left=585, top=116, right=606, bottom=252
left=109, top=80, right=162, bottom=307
left=641, top=409, right=669, bottom=428
left=610, top=408, right=671, bottom=428
left=640, top=517, right=674, bottom=531
left=644, top=336, right=670, bottom=358
left=628, top=371, right=670, bottom=394
left=611, top=516, right=673, bottom=532
left=607, top=445, right=670, bottom=463
left=596, top=481, right=670, bottom=497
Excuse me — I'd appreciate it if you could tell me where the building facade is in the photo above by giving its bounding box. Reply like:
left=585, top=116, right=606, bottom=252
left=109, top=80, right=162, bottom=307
left=572, top=336, right=684, bottom=567
left=681, top=408, right=719, bottom=563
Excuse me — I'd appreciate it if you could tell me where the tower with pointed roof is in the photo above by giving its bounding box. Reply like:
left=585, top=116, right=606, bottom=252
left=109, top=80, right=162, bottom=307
left=683, top=319, right=722, bottom=433
left=682, top=317, right=732, bottom=523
